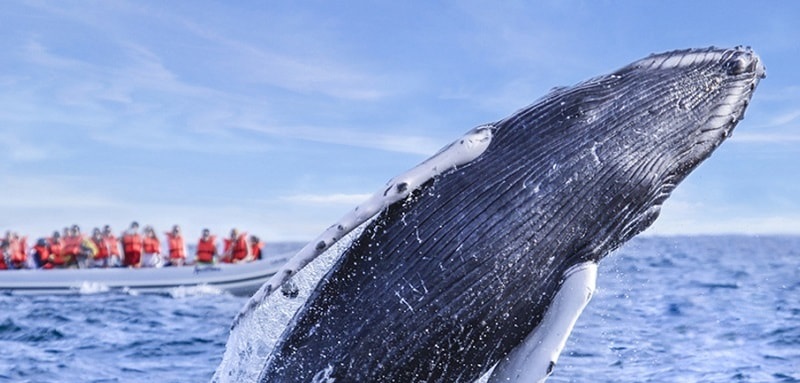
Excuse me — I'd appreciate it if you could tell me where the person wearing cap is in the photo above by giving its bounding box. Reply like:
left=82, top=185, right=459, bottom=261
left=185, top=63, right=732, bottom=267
left=32, top=238, right=50, bottom=269
left=195, top=229, right=217, bottom=265
left=121, top=221, right=143, bottom=267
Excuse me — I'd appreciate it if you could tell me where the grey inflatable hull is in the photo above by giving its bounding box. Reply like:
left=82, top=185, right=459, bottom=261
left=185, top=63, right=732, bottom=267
left=0, top=259, right=287, bottom=296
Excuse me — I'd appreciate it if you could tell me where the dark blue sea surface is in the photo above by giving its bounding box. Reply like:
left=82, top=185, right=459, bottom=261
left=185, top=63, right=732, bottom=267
left=1, top=236, right=798, bottom=382
left=557, top=235, right=800, bottom=383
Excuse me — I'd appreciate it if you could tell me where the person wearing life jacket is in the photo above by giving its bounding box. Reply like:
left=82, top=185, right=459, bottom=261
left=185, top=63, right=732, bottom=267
left=164, top=225, right=187, bottom=267
left=103, top=225, right=122, bottom=267
left=28, top=238, right=47, bottom=269
left=61, top=225, right=84, bottom=268
left=140, top=225, right=162, bottom=268
left=0, top=234, right=7, bottom=270
left=249, top=235, right=264, bottom=261
left=5, top=232, right=28, bottom=269
left=121, top=221, right=143, bottom=268
left=90, top=228, right=110, bottom=268
left=195, top=229, right=217, bottom=265
left=34, top=237, right=52, bottom=269
left=75, top=227, right=98, bottom=269
left=223, top=228, right=251, bottom=264
left=47, top=231, right=68, bottom=268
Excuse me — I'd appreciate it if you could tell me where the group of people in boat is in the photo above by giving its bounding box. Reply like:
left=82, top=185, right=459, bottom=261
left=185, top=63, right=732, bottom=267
left=0, top=221, right=265, bottom=270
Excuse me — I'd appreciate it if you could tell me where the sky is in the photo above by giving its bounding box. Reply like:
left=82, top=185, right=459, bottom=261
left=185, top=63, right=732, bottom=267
left=0, top=1, right=798, bottom=242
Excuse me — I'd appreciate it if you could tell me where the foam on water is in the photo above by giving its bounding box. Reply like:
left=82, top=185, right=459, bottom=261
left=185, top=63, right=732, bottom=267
left=168, top=284, right=225, bottom=299
left=78, top=281, right=111, bottom=294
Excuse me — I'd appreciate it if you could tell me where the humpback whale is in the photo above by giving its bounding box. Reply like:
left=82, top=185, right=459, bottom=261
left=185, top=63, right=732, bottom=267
left=222, top=47, right=765, bottom=383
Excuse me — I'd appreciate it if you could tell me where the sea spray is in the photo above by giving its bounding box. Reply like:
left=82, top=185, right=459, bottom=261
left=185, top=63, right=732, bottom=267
left=212, top=225, right=368, bottom=382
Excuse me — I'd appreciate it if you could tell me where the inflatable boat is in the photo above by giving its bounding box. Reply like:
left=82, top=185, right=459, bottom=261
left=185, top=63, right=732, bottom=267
left=0, top=258, right=288, bottom=296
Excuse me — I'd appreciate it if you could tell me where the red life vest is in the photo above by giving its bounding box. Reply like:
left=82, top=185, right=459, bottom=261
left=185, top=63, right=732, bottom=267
left=196, top=236, right=216, bottom=263
left=142, top=236, right=160, bottom=254
left=48, top=239, right=67, bottom=265
left=34, top=243, right=50, bottom=264
left=250, top=241, right=264, bottom=260
left=62, top=235, right=82, bottom=256
left=223, top=234, right=249, bottom=262
left=0, top=255, right=6, bottom=270
left=104, top=235, right=120, bottom=256
left=122, top=233, right=143, bottom=266
left=9, top=237, right=27, bottom=265
left=122, top=233, right=143, bottom=254
left=165, top=233, right=185, bottom=260
left=92, top=237, right=109, bottom=260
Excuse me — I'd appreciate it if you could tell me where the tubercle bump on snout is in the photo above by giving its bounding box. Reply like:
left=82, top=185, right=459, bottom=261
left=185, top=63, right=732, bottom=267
left=723, top=49, right=765, bottom=79
left=625, top=46, right=765, bottom=81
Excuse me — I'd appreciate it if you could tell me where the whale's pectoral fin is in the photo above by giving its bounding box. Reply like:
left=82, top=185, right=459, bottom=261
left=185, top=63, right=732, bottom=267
left=488, top=262, right=597, bottom=383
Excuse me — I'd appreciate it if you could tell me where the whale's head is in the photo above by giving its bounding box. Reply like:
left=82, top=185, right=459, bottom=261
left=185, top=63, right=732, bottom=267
left=585, top=47, right=764, bottom=245
left=612, top=47, right=765, bottom=175
left=493, top=47, right=765, bottom=257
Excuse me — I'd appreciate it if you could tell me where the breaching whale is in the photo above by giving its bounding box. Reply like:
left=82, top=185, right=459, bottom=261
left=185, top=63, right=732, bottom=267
left=223, top=47, right=765, bottom=383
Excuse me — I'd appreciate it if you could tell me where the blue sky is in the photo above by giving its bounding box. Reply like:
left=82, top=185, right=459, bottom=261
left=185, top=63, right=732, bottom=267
left=1, top=1, right=798, bottom=241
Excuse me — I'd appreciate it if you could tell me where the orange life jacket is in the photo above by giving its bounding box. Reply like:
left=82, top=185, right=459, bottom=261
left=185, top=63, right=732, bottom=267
left=250, top=241, right=264, bottom=260
left=104, top=235, right=120, bottom=256
left=196, top=236, right=216, bottom=263
left=142, top=236, right=160, bottom=254
left=9, top=237, right=27, bottom=265
left=48, top=239, right=67, bottom=265
left=165, top=233, right=185, bottom=260
left=92, top=237, right=109, bottom=260
left=223, top=234, right=249, bottom=262
left=62, top=235, right=82, bottom=256
left=34, top=243, right=50, bottom=264
left=122, top=233, right=143, bottom=254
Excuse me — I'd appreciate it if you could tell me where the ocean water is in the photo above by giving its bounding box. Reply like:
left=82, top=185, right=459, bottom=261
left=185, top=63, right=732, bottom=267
left=1, top=236, right=798, bottom=382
